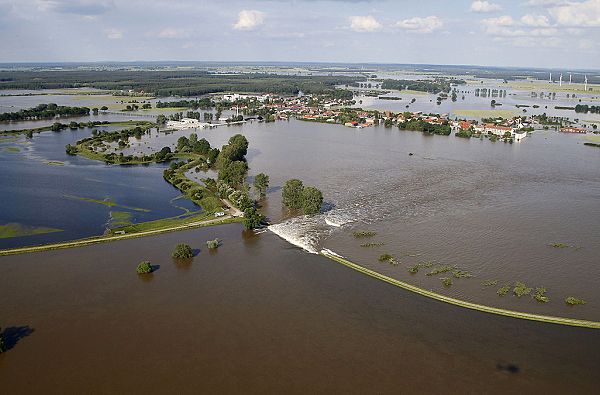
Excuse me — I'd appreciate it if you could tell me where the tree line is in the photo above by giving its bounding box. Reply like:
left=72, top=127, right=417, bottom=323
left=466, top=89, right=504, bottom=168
left=0, top=103, right=90, bottom=122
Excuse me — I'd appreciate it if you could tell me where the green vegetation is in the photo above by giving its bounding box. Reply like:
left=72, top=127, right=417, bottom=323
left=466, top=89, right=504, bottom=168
left=426, top=265, right=455, bottom=276
left=378, top=254, right=398, bottom=265
left=253, top=173, right=270, bottom=197
left=583, top=142, right=600, bottom=148
left=575, top=104, right=600, bottom=114
left=353, top=231, right=377, bottom=238
left=380, top=78, right=464, bottom=94
left=360, top=242, right=384, bottom=248
left=398, top=118, right=451, bottom=136
left=109, top=211, right=132, bottom=227
left=452, top=269, right=473, bottom=279
left=136, top=261, right=153, bottom=274
left=513, top=282, right=533, bottom=298
left=0, top=223, right=62, bottom=239
left=497, top=284, right=511, bottom=296
left=408, top=265, right=419, bottom=274
left=441, top=277, right=453, bottom=287
left=550, top=242, right=569, bottom=248
left=482, top=279, right=498, bottom=287
left=172, top=243, right=194, bottom=259
left=534, top=287, right=549, bottom=303
left=282, top=179, right=323, bottom=215
left=565, top=297, right=586, bottom=306
left=206, top=239, right=220, bottom=249
left=0, top=103, right=90, bottom=122
left=0, top=70, right=359, bottom=97
left=64, top=195, right=150, bottom=212
left=243, top=207, right=264, bottom=230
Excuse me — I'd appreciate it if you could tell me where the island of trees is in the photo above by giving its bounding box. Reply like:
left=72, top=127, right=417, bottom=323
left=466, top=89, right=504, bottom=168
left=0, top=103, right=90, bottom=122
left=282, top=179, right=324, bottom=215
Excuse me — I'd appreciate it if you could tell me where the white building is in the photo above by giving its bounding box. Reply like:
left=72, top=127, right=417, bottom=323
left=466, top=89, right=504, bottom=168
left=166, top=118, right=209, bottom=130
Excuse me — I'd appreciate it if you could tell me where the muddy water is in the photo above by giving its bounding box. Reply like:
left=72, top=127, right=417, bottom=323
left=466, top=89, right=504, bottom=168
left=0, top=223, right=599, bottom=394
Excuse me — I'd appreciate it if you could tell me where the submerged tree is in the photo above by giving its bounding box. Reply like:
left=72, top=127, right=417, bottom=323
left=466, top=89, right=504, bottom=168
left=254, top=173, right=269, bottom=197
left=282, top=179, right=304, bottom=209
left=136, top=261, right=153, bottom=274
left=172, top=243, right=193, bottom=259
left=243, top=207, right=264, bottom=230
left=302, top=186, right=323, bottom=215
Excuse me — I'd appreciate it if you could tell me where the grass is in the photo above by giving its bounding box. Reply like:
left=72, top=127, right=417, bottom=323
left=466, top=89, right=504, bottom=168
left=65, top=194, right=150, bottom=213
left=353, top=231, right=377, bottom=238
left=108, top=210, right=210, bottom=235
left=426, top=265, right=455, bottom=276
left=360, top=242, right=385, bottom=248
left=1, top=146, right=20, bottom=153
left=507, top=80, right=600, bottom=94
left=452, top=269, right=473, bottom=279
left=109, top=211, right=133, bottom=227
left=441, top=277, right=453, bottom=287
left=513, top=282, right=533, bottom=298
left=0, top=223, right=63, bottom=239
left=482, top=279, right=498, bottom=287
left=550, top=242, right=569, bottom=248
left=534, top=287, right=550, bottom=303
left=45, top=161, right=65, bottom=166
left=565, top=297, right=586, bottom=306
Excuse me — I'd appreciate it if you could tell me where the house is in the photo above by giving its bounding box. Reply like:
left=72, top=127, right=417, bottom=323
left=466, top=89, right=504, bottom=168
left=485, top=124, right=514, bottom=136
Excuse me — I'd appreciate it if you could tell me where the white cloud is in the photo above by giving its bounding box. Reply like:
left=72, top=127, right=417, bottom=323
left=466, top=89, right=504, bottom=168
left=549, top=0, right=600, bottom=27
left=349, top=15, right=382, bottom=32
left=470, top=1, right=502, bottom=13
left=520, top=14, right=551, bottom=26
left=396, top=16, right=443, bottom=33
left=157, top=28, right=191, bottom=39
left=233, top=10, right=265, bottom=31
left=105, top=28, right=123, bottom=39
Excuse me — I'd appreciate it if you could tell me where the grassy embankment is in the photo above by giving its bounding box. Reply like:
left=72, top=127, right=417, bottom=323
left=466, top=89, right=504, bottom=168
left=0, top=223, right=62, bottom=239
left=320, top=250, right=600, bottom=329
left=0, top=213, right=240, bottom=256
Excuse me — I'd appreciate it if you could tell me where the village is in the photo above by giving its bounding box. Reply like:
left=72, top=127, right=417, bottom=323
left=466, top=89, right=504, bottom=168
left=164, top=91, right=595, bottom=143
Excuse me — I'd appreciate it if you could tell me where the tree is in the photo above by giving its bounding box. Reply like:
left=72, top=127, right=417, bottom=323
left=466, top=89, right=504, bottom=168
left=136, top=261, right=153, bottom=274
left=302, top=186, right=323, bottom=215
left=172, top=243, right=193, bottom=259
left=92, top=108, right=99, bottom=115
left=156, top=114, right=167, bottom=125
left=100, top=106, right=108, bottom=111
left=243, top=207, right=263, bottom=230
left=206, top=239, right=220, bottom=249
left=254, top=173, right=269, bottom=197
left=65, top=144, right=78, bottom=155
left=218, top=160, right=248, bottom=185
left=282, top=179, right=304, bottom=209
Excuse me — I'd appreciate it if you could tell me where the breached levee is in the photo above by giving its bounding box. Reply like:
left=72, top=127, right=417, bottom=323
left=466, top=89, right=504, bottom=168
left=319, top=249, right=600, bottom=330
left=268, top=217, right=321, bottom=254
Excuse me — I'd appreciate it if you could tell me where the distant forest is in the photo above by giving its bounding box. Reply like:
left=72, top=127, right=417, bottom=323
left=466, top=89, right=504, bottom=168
left=0, top=71, right=359, bottom=97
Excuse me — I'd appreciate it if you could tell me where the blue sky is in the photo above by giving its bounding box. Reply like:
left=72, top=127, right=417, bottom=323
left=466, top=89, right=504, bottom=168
left=0, top=0, right=599, bottom=69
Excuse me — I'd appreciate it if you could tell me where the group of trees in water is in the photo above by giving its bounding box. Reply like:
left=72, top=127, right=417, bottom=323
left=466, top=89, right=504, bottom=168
left=0, top=103, right=90, bottom=122
left=380, top=78, right=465, bottom=94
left=398, top=118, right=451, bottom=136
left=575, top=104, right=600, bottom=114
left=282, top=179, right=324, bottom=215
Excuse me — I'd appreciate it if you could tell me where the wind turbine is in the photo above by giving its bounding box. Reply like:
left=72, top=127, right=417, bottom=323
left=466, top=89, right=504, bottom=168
left=559, top=73, right=563, bottom=87
left=584, top=75, right=588, bottom=91
left=569, top=73, right=572, bottom=85
left=549, top=72, right=552, bottom=83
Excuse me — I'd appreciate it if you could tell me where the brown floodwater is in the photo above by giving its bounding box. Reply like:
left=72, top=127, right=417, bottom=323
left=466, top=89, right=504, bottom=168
left=1, top=223, right=599, bottom=394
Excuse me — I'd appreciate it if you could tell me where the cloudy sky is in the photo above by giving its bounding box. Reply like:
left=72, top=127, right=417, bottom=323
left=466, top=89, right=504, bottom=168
left=0, top=0, right=599, bottom=69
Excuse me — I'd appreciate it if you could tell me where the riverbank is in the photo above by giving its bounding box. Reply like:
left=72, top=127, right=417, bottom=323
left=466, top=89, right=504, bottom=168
left=0, top=214, right=240, bottom=256
left=320, top=249, right=600, bottom=329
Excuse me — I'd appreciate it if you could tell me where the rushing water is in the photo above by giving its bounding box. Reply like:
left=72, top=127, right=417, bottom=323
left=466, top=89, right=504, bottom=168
left=0, top=224, right=599, bottom=393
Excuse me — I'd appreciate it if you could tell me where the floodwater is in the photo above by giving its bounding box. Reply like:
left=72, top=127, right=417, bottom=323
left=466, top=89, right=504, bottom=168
left=1, top=90, right=599, bottom=321
left=1, top=224, right=599, bottom=394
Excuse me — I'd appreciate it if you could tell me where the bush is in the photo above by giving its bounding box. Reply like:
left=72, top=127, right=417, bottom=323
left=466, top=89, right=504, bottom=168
left=136, top=261, right=153, bottom=274
left=206, top=239, right=220, bottom=249
left=534, top=287, right=549, bottom=303
left=565, top=297, right=586, bottom=306
left=172, top=243, right=193, bottom=259
left=513, top=282, right=532, bottom=298
left=441, top=277, right=453, bottom=287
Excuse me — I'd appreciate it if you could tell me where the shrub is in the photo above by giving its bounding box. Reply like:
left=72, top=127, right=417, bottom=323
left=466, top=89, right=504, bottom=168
left=206, top=239, right=220, bottom=249
left=378, top=254, right=393, bottom=262
left=513, top=282, right=532, bottom=298
left=441, top=277, right=453, bottom=287
left=136, top=261, right=153, bottom=274
left=534, top=287, right=549, bottom=303
left=565, top=297, right=586, bottom=306
left=408, top=265, right=419, bottom=274
left=427, top=265, right=455, bottom=276
left=497, top=284, right=510, bottom=296
left=482, top=279, right=498, bottom=287
left=172, top=243, right=193, bottom=259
